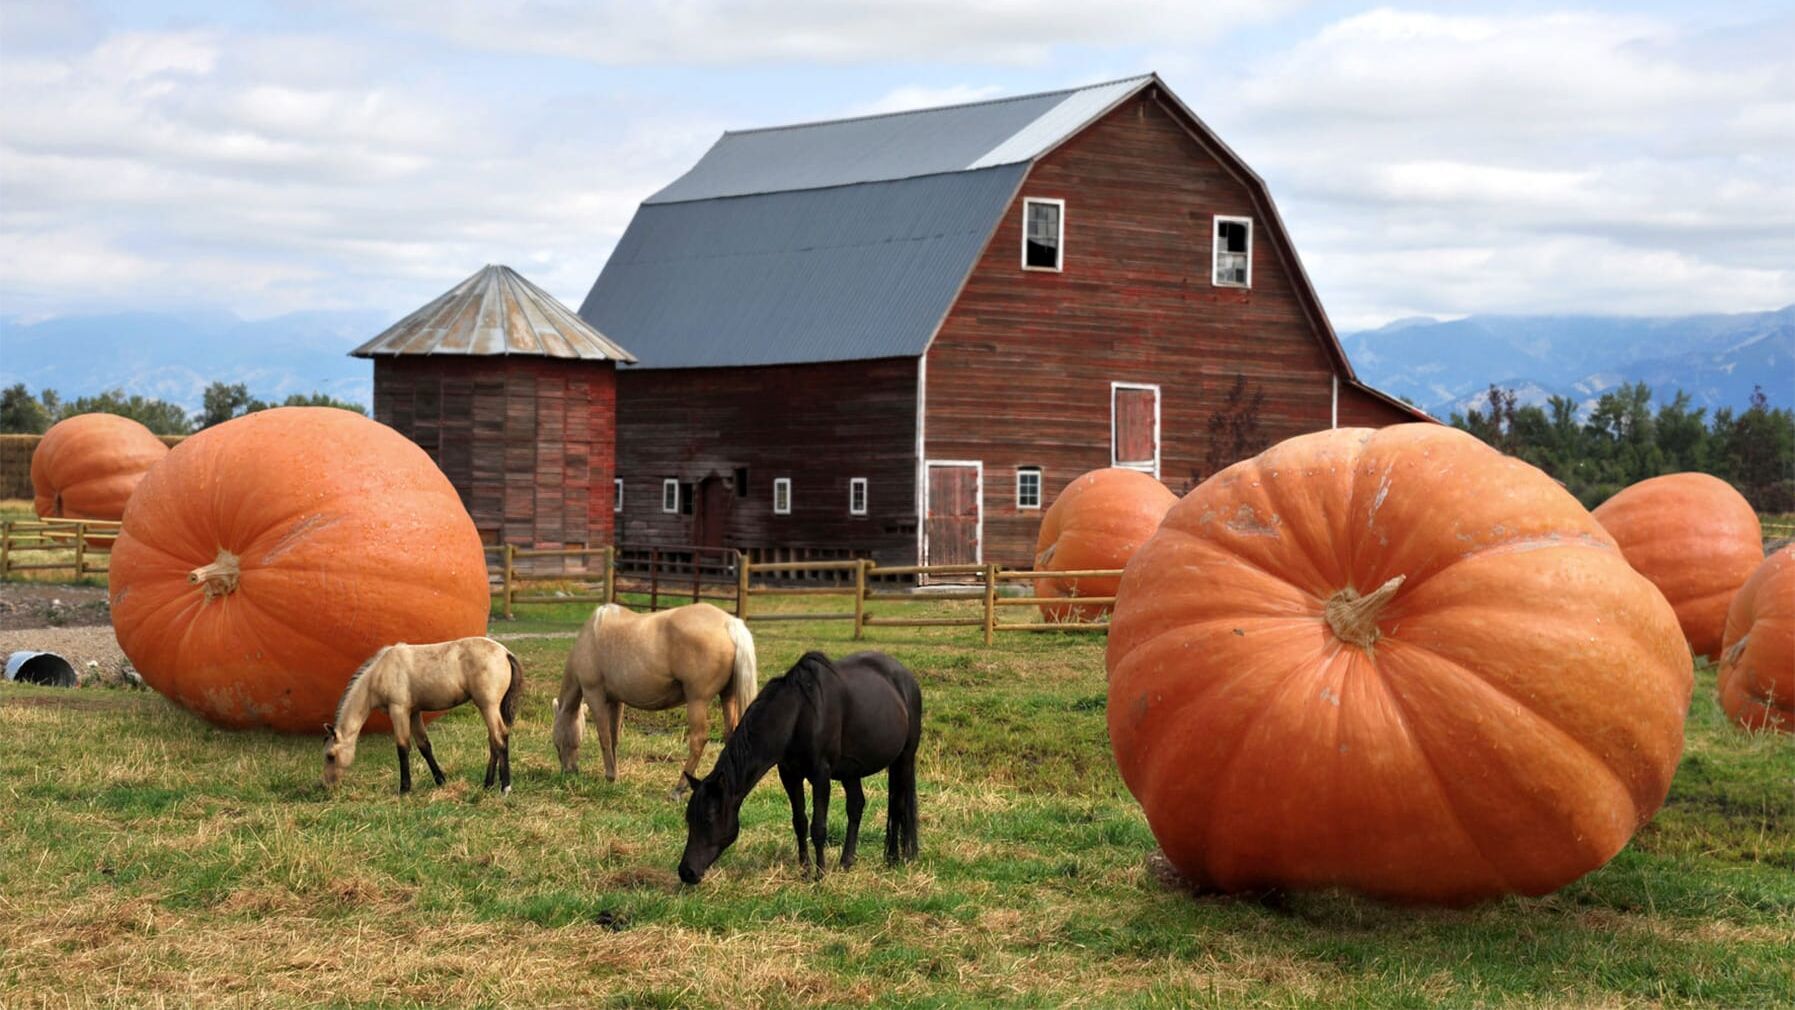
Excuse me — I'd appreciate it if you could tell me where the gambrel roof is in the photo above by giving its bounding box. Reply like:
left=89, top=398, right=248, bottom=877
left=578, top=73, right=1416, bottom=419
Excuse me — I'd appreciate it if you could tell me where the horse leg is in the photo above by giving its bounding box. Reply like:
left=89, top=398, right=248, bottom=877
left=840, top=778, right=866, bottom=870
left=411, top=712, right=447, bottom=787
left=390, top=706, right=414, bottom=795
left=809, top=772, right=832, bottom=878
left=592, top=693, right=620, bottom=783
left=479, top=701, right=510, bottom=794
left=674, top=698, right=708, bottom=797
left=779, top=763, right=809, bottom=872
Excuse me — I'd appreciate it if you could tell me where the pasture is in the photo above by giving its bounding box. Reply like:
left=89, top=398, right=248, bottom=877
left=1, top=596, right=1792, bottom=1008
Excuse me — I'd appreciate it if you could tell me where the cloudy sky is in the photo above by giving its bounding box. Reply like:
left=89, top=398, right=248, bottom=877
left=2, top=0, right=1791, bottom=332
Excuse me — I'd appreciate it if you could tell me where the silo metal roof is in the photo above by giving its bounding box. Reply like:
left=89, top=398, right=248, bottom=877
left=352, top=264, right=636, bottom=362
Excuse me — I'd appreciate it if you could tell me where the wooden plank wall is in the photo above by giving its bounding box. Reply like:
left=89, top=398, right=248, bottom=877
left=615, top=357, right=918, bottom=565
left=373, top=357, right=616, bottom=549
left=925, top=91, right=1410, bottom=567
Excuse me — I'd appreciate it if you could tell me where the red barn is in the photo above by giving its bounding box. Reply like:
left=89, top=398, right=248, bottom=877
left=354, top=264, right=636, bottom=551
left=581, top=73, right=1424, bottom=569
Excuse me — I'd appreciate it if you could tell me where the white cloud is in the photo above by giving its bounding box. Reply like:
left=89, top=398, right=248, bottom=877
left=357, top=0, right=1303, bottom=66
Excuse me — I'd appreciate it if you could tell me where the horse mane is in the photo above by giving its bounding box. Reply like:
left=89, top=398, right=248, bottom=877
left=335, top=645, right=392, bottom=727
left=709, top=652, right=836, bottom=792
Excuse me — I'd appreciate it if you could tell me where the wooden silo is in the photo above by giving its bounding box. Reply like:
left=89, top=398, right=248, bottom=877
left=352, top=265, right=636, bottom=550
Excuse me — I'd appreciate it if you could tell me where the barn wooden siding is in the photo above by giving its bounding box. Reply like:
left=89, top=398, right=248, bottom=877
left=1337, top=387, right=1424, bottom=428
left=924, top=92, right=1395, bottom=568
left=615, top=357, right=918, bottom=565
left=372, top=357, right=617, bottom=549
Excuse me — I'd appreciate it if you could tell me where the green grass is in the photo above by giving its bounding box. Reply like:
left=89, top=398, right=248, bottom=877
left=1, top=597, right=1791, bottom=1008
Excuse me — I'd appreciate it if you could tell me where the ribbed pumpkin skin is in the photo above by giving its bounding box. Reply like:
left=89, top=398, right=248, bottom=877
left=1718, top=546, right=1793, bottom=732
left=1591, top=473, right=1762, bottom=659
left=1107, top=425, right=1692, bottom=905
left=31, top=413, right=169, bottom=521
left=1034, top=468, right=1176, bottom=621
left=108, top=408, right=490, bottom=733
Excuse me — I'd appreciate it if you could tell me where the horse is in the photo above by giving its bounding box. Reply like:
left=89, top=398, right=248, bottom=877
left=677, top=650, right=922, bottom=885
left=322, top=637, right=523, bottom=795
left=552, top=602, right=759, bottom=794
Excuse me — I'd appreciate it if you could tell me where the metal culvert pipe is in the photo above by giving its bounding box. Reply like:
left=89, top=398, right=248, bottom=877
left=4, top=651, right=78, bottom=688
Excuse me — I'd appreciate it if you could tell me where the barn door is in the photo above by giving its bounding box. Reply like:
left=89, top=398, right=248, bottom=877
left=925, top=462, right=982, bottom=567
left=692, top=475, right=731, bottom=548
left=1112, top=383, right=1160, bottom=475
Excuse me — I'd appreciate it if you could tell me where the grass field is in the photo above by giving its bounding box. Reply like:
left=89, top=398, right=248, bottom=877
left=2, top=595, right=1792, bottom=1009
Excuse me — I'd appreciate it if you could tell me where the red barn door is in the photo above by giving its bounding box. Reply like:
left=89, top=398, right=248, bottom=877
left=1112, top=383, right=1160, bottom=475
left=925, top=461, right=982, bottom=567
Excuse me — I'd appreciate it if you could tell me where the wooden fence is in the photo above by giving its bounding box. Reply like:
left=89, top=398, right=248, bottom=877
left=490, top=543, right=1119, bottom=642
left=0, top=518, right=120, bottom=579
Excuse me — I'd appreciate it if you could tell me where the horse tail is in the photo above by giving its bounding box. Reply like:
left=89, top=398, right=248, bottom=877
left=500, top=648, right=524, bottom=728
left=726, top=616, right=759, bottom=710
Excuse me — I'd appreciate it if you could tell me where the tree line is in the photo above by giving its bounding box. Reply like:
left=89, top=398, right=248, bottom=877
left=0, top=382, right=365, bottom=436
left=1451, top=383, right=1794, bottom=513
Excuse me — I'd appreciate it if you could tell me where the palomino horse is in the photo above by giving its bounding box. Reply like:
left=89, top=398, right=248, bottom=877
left=323, top=637, right=523, bottom=794
left=553, top=602, right=758, bottom=793
left=678, top=650, right=922, bottom=884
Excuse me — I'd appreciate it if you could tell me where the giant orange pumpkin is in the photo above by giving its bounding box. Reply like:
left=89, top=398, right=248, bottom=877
left=1591, top=473, right=1761, bottom=659
left=108, top=407, right=490, bottom=733
left=1107, top=424, right=1692, bottom=904
left=1718, top=546, right=1793, bottom=732
left=31, top=413, right=169, bottom=521
left=1034, top=468, right=1176, bottom=621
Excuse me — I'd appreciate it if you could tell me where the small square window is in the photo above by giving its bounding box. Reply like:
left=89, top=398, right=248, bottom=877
left=1022, top=198, right=1064, bottom=271
left=773, top=478, right=792, bottom=515
left=661, top=479, right=679, bottom=514
left=1016, top=467, right=1042, bottom=510
left=614, top=478, right=623, bottom=513
left=1213, top=216, right=1251, bottom=287
left=849, top=477, right=868, bottom=516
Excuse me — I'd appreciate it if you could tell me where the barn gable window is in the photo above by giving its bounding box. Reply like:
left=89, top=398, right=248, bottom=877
left=1016, top=467, right=1042, bottom=510
left=849, top=477, right=868, bottom=516
left=1112, top=382, right=1161, bottom=477
left=1022, top=198, right=1064, bottom=272
left=1213, top=216, right=1252, bottom=287
left=773, top=478, right=792, bottom=515
left=661, top=479, right=679, bottom=514
left=614, top=478, right=623, bottom=513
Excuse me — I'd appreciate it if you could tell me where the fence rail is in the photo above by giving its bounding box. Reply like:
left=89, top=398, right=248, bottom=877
left=0, top=518, right=121, bottom=579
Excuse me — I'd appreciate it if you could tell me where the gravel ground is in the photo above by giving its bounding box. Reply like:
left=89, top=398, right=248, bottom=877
left=0, top=583, right=134, bottom=686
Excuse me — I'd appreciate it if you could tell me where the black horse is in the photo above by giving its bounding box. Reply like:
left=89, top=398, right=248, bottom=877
left=678, top=650, right=922, bottom=884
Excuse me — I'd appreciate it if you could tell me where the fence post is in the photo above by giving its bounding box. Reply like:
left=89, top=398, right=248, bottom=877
left=502, top=544, right=516, bottom=621
left=604, top=545, right=616, bottom=604
left=692, top=549, right=704, bottom=605
left=853, top=559, right=868, bottom=640
left=74, top=522, right=88, bottom=579
left=1, top=520, right=11, bottom=578
left=983, top=562, right=997, bottom=646
left=649, top=546, right=660, bottom=612
left=736, top=551, right=750, bottom=619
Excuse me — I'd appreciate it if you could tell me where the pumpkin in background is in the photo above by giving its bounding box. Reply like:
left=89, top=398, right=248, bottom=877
left=108, top=407, right=489, bottom=733
left=31, top=413, right=169, bottom=521
left=1107, top=424, right=1691, bottom=905
left=1033, top=468, right=1176, bottom=621
left=1718, top=546, right=1793, bottom=732
left=1591, top=473, right=1762, bottom=659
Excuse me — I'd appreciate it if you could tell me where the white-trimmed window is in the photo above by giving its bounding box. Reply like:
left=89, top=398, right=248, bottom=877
left=614, top=478, right=623, bottom=513
left=661, top=478, right=679, bottom=514
left=773, top=478, right=792, bottom=515
left=1016, top=467, right=1043, bottom=510
left=1022, top=197, right=1064, bottom=271
left=1213, top=215, right=1252, bottom=287
left=849, top=477, right=868, bottom=516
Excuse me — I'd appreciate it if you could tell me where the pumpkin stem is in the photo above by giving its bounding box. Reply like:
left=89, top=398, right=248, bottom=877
left=1325, top=575, right=1405, bottom=650
left=189, top=549, right=241, bottom=601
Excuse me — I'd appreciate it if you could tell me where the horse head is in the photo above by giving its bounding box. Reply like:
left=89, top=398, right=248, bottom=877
left=678, top=771, right=740, bottom=884
left=320, top=723, right=356, bottom=788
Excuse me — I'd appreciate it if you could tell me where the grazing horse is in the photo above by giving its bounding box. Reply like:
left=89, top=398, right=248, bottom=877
left=322, top=637, right=523, bottom=794
left=678, top=651, right=922, bottom=884
left=553, top=602, right=759, bottom=793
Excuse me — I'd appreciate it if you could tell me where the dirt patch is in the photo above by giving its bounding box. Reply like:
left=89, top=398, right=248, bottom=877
left=0, top=582, right=111, bottom=630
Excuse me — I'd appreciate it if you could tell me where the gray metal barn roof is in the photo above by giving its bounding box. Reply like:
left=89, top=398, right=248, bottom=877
left=354, top=264, right=635, bottom=362
left=581, top=77, right=1153, bottom=370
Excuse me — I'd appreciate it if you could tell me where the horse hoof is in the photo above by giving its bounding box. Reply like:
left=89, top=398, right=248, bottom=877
left=502, top=785, right=512, bottom=796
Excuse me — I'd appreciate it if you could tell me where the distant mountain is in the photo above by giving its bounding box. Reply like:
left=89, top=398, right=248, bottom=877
left=1349, top=306, right=1795, bottom=421
left=1343, top=306, right=1794, bottom=419
left=0, top=309, right=387, bottom=411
